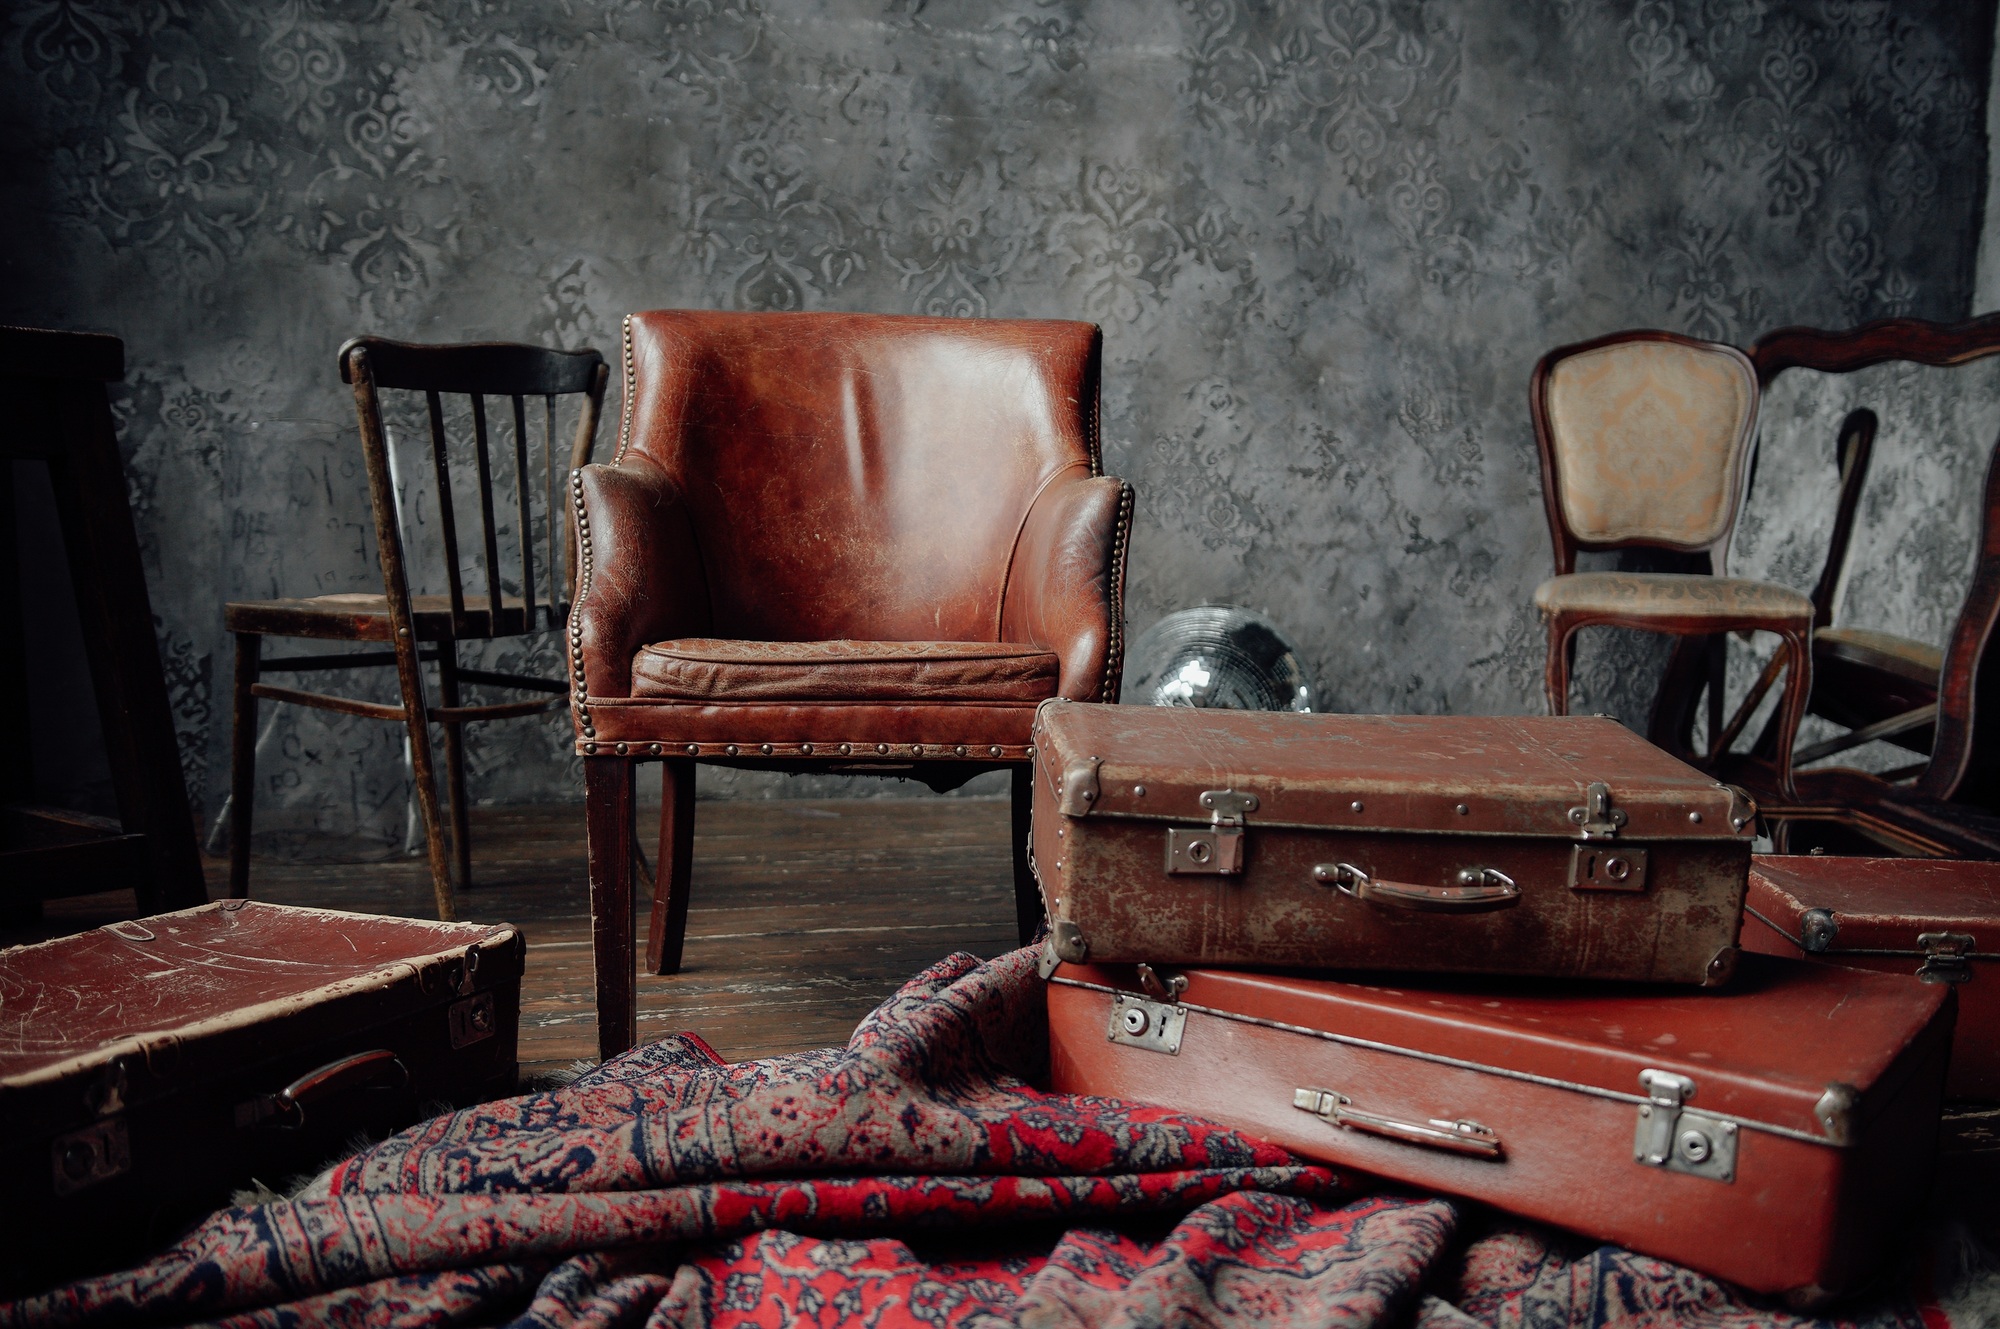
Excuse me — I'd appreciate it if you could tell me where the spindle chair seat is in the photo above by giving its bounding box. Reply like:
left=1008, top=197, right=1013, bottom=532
left=224, top=337, right=607, bottom=920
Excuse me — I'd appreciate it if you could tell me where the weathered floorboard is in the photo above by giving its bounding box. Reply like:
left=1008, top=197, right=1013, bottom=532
left=1, top=798, right=1020, bottom=1078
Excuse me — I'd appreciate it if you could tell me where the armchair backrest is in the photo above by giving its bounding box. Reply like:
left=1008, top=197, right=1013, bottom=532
left=1532, top=331, right=1760, bottom=575
left=618, top=310, right=1102, bottom=643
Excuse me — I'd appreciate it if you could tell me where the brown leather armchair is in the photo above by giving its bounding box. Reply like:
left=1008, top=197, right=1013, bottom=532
left=570, top=310, right=1133, bottom=1056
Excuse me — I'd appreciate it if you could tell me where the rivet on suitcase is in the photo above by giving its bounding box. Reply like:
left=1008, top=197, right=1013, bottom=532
left=1046, top=954, right=1953, bottom=1303
left=0, top=901, right=523, bottom=1292
left=1743, top=853, right=2000, bottom=1099
left=1030, top=702, right=1756, bottom=984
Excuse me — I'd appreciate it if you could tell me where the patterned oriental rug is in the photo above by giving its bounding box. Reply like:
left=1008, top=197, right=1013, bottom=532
left=3, top=947, right=1993, bottom=1328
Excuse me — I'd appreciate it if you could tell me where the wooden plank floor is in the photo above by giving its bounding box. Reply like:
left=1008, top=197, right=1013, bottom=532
left=3, top=798, right=1023, bottom=1079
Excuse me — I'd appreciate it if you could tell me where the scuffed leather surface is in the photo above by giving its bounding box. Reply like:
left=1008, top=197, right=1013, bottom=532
left=571, top=458, right=712, bottom=700
left=1534, top=572, right=1811, bottom=622
left=620, top=310, right=1102, bottom=643
left=632, top=639, right=1060, bottom=703
left=1001, top=474, right=1130, bottom=703
left=1547, top=341, right=1757, bottom=548
left=570, top=310, right=1124, bottom=749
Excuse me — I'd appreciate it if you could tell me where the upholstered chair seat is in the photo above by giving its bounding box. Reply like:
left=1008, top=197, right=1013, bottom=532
left=1533, top=572, right=1813, bottom=626
left=571, top=309, right=1132, bottom=1057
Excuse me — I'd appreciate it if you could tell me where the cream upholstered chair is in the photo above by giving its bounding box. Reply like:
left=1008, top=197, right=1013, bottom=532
left=1531, top=330, right=1813, bottom=797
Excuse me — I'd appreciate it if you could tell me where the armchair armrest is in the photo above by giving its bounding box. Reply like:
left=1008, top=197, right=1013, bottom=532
left=1000, top=473, right=1134, bottom=702
left=569, top=458, right=712, bottom=703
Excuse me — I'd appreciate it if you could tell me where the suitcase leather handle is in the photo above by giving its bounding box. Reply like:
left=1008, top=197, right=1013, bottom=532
left=1294, top=1088, right=1503, bottom=1159
left=1313, top=862, right=1520, bottom=912
left=243, top=1050, right=410, bottom=1130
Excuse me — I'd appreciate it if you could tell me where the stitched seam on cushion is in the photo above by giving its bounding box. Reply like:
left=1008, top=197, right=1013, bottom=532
left=1099, top=481, right=1134, bottom=703
left=994, top=459, right=1089, bottom=642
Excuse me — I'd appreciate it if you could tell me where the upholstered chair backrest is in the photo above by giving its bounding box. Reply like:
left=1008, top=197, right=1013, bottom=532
left=1540, top=335, right=1759, bottom=555
left=618, top=310, right=1101, bottom=643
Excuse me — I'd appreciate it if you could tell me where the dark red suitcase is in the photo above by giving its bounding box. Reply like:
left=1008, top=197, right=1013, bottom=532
left=0, top=901, right=523, bottom=1291
left=1743, top=854, right=2000, bottom=1100
left=1046, top=955, right=1951, bottom=1301
left=1030, top=702, right=1757, bottom=984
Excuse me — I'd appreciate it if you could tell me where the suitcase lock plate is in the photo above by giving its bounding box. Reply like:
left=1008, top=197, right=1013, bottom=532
left=1106, top=994, right=1185, bottom=1054
left=50, top=1118, right=130, bottom=1196
left=1569, top=844, right=1649, bottom=892
left=1634, top=1069, right=1736, bottom=1183
left=1165, top=790, right=1259, bottom=875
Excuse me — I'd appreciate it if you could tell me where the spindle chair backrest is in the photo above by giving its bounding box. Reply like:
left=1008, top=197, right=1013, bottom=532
left=338, top=337, right=608, bottom=639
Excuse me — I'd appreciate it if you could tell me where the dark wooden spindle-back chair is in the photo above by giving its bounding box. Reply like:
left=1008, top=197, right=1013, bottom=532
left=224, top=338, right=607, bottom=919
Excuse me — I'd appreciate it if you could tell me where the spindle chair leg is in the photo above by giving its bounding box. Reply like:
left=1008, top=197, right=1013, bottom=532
left=435, top=643, right=473, bottom=892
left=227, top=631, right=260, bottom=899
left=391, top=659, right=456, bottom=923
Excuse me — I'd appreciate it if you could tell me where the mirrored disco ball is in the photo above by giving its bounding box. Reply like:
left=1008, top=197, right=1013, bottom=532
left=1122, top=606, right=1315, bottom=711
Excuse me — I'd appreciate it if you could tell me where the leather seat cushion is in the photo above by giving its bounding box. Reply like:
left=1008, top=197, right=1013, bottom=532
left=631, top=639, right=1062, bottom=703
left=1534, top=572, right=1812, bottom=623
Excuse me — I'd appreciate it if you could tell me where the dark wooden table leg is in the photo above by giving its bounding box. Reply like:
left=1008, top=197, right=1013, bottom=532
left=586, top=755, right=637, bottom=1059
left=645, top=756, right=696, bottom=976
left=1010, top=764, right=1042, bottom=947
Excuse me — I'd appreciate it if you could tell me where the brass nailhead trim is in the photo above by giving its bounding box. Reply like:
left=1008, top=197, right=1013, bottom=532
left=990, top=746, right=1002, bottom=757
left=912, top=745, right=924, bottom=756
left=726, top=744, right=739, bottom=755
left=614, top=313, right=636, bottom=463
left=876, top=743, right=889, bottom=754
left=760, top=743, right=774, bottom=755
left=801, top=743, right=814, bottom=755
left=616, top=743, right=628, bottom=754
left=1101, top=481, right=1135, bottom=703
left=838, top=742, right=852, bottom=755
left=584, top=742, right=597, bottom=754
left=955, top=745, right=967, bottom=756
left=685, top=744, right=698, bottom=755
left=650, top=744, right=663, bottom=754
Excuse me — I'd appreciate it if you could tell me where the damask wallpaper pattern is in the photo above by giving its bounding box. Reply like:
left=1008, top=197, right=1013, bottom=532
left=2, top=0, right=1990, bottom=844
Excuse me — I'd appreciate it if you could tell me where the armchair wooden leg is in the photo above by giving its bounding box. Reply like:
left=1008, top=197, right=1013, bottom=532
left=645, top=757, right=696, bottom=976
left=1542, top=617, right=1574, bottom=716
left=586, top=755, right=638, bottom=1059
left=227, top=632, right=260, bottom=900
left=390, top=661, right=455, bottom=923
left=1011, top=765, right=1042, bottom=947
left=434, top=643, right=473, bottom=892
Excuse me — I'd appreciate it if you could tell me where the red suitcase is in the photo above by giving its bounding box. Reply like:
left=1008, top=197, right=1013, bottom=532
left=1743, top=854, right=2000, bottom=1100
left=1046, top=955, right=1951, bottom=1301
left=1030, top=702, right=1757, bottom=984
left=0, top=901, right=523, bottom=1291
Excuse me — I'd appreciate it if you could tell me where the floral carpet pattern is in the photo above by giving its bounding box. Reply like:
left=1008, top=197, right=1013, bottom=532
left=0, top=947, right=1981, bottom=1327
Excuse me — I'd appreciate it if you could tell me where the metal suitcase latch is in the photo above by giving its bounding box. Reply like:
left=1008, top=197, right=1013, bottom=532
left=1918, top=932, right=1976, bottom=984
left=1293, top=1087, right=1503, bottom=1159
left=1633, top=1068, right=1736, bottom=1183
left=1107, top=994, right=1185, bottom=1054
left=1567, top=782, right=1626, bottom=840
left=1165, top=789, right=1259, bottom=875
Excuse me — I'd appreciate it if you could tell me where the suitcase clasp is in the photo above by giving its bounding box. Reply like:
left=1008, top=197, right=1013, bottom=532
left=1917, top=932, right=1976, bottom=984
left=1164, top=789, right=1259, bottom=875
left=1567, top=782, right=1626, bottom=840
left=1634, top=1068, right=1736, bottom=1183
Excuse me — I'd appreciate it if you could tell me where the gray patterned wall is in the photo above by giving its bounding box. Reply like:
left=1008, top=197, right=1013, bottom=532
left=3, top=1, right=1991, bottom=848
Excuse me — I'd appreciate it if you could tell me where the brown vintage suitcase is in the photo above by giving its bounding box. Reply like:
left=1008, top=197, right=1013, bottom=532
left=1046, top=955, right=1952, bottom=1301
left=1030, top=702, right=1757, bottom=984
left=0, top=901, right=523, bottom=1291
left=1743, top=854, right=2000, bottom=1100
